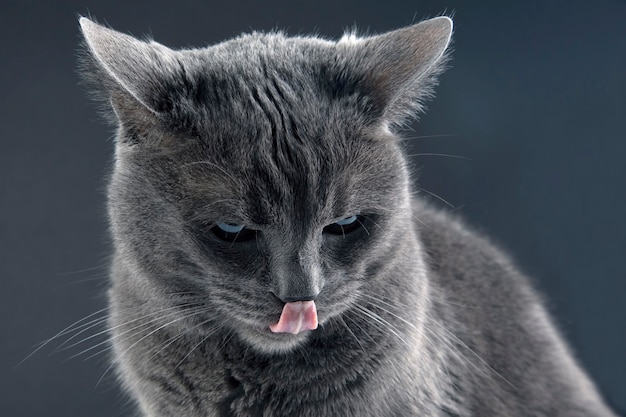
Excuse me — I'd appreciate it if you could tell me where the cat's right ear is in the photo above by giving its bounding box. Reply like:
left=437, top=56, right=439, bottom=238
left=79, top=17, right=180, bottom=122
left=337, top=17, right=453, bottom=130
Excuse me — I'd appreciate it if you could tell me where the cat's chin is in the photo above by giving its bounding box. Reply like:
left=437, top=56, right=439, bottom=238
left=236, top=324, right=314, bottom=355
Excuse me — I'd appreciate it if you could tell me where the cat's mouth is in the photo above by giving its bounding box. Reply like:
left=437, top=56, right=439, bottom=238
left=268, top=300, right=318, bottom=335
left=228, top=300, right=322, bottom=353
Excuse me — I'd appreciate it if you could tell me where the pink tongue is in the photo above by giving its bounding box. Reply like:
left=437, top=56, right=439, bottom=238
left=269, top=300, right=318, bottom=334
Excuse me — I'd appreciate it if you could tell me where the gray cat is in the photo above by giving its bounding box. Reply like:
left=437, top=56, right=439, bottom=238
left=79, top=16, right=617, bottom=417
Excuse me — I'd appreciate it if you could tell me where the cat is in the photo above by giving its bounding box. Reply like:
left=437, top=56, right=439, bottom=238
left=79, top=16, right=617, bottom=417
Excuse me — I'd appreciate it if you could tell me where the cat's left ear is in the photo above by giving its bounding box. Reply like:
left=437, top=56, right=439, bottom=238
left=339, top=17, right=453, bottom=128
left=79, top=17, right=182, bottom=118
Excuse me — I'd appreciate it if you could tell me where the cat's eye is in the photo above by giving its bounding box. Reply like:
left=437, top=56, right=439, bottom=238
left=210, top=222, right=256, bottom=243
left=323, top=215, right=362, bottom=236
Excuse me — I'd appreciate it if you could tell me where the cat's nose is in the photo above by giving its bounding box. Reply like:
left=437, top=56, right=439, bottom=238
left=279, top=293, right=318, bottom=303
left=271, top=254, right=323, bottom=304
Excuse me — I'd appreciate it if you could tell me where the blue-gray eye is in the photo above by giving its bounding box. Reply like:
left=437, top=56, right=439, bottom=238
left=216, top=222, right=245, bottom=234
left=210, top=222, right=256, bottom=243
left=324, top=215, right=362, bottom=235
left=335, top=215, right=357, bottom=226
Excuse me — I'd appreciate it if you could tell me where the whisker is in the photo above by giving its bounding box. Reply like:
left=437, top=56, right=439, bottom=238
left=64, top=306, right=206, bottom=362
left=415, top=187, right=454, bottom=208
left=359, top=214, right=382, bottom=232
left=407, top=152, right=469, bottom=160
left=173, top=321, right=225, bottom=370
left=400, top=134, right=458, bottom=142
left=430, top=320, right=517, bottom=391
left=65, top=275, right=109, bottom=285
left=148, top=316, right=219, bottom=362
left=180, top=160, right=239, bottom=186
left=341, top=313, right=379, bottom=349
left=95, top=309, right=208, bottom=388
left=19, top=292, right=210, bottom=370
left=356, top=218, right=370, bottom=236
left=357, top=294, right=429, bottom=341
left=336, top=315, right=367, bottom=355
left=359, top=293, right=516, bottom=390
left=186, top=199, right=242, bottom=223
left=366, top=204, right=428, bottom=229
left=57, top=303, right=204, bottom=354
left=56, top=264, right=108, bottom=276
left=351, top=304, right=410, bottom=348
left=16, top=307, right=110, bottom=368
left=52, top=315, right=111, bottom=353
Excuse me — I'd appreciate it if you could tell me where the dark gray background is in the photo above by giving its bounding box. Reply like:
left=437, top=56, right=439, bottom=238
left=1, top=0, right=624, bottom=416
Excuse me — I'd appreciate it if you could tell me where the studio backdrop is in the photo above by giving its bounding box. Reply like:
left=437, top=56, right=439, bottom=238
left=1, top=1, right=624, bottom=416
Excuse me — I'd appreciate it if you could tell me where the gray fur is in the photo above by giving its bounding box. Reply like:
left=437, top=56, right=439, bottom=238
left=79, top=16, right=617, bottom=416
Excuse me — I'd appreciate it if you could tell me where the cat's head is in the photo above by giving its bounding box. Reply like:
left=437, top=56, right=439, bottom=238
left=80, top=17, right=452, bottom=354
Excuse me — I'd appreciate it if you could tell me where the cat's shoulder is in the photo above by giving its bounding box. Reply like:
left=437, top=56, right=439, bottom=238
left=412, top=198, right=536, bottom=303
left=413, top=199, right=508, bottom=263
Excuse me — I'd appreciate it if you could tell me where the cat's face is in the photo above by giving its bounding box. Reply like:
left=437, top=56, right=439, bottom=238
left=81, top=17, right=452, bottom=353
left=111, top=98, right=410, bottom=353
